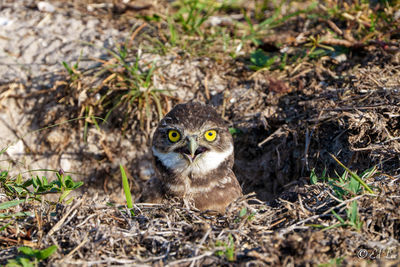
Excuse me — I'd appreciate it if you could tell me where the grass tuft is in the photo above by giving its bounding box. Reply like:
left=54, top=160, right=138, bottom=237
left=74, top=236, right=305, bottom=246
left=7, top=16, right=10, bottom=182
left=330, top=154, right=375, bottom=194
left=309, top=156, right=379, bottom=231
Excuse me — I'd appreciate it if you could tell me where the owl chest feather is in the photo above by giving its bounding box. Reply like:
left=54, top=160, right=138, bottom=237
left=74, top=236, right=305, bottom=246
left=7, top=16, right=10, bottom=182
left=152, top=145, right=234, bottom=197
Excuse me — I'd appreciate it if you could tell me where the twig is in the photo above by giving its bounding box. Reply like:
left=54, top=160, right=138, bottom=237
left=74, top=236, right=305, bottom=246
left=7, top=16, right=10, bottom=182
left=325, top=19, right=343, bottom=35
left=258, top=126, right=287, bottom=147
left=63, top=258, right=146, bottom=265
left=75, top=213, right=97, bottom=228
left=270, top=218, right=286, bottom=228
left=325, top=191, right=344, bottom=204
left=128, top=22, right=148, bottom=48
left=204, top=76, right=210, bottom=100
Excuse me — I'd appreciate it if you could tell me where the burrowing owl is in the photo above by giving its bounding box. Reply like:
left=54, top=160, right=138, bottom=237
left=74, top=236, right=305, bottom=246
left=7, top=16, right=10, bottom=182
left=139, top=102, right=242, bottom=213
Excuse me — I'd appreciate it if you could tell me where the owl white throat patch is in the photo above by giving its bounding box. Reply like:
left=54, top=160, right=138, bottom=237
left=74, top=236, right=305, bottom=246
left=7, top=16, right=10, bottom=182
left=152, top=144, right=233, bottom=176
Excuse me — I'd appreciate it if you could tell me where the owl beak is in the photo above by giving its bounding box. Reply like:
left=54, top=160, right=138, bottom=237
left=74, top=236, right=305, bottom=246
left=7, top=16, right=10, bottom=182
left=178, top=136, right=207, bottom=162
left=187, top=136, right=199, bottom=160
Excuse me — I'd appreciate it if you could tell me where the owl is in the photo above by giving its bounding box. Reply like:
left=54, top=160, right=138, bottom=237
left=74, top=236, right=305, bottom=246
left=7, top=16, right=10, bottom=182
left=139, top=102, right=242, bottom=213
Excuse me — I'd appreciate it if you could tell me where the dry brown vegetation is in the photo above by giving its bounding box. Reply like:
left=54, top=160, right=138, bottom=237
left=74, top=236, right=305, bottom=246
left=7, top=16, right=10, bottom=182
left=1, top=0, right=400, bottom=266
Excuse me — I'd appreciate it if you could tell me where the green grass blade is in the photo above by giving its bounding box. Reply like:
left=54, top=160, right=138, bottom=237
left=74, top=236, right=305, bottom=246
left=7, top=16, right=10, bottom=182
left=322, top=222, right=344, bottom=231
left=330, top=154, right=374, bottom=194
left=168, top=16, right=177, bottom=45
left=62, top=61, right=74, bottom=75
left=0, top=221, right=12, bottom=231
left=120, top=164, right=133, bottom=209
left=58, top=190, right=71, bottom=203
left=0, top=199, right=26, bottom=210
left=0, top=211, right=34, bottom=219
left=350, top=201, right=358, bottom=224
left=91, top=116, right=101, bottom=131
left=331, top=210, right=345, bottom=224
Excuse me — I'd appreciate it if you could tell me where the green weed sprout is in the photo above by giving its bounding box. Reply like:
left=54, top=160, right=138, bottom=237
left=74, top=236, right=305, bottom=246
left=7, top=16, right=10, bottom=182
left=215, top=234, right=235, bottom=261
left=6, top=245, right=58, bottom=267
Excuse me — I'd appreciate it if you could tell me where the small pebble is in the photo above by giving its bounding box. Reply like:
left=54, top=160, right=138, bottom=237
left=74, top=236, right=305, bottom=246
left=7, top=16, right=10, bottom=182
left=37, top=2, right=56, bottom=13
left=394, top=9, right=400, bottom=20
left=332, top=53, right=347, bottom=63
left=0, top=17, right=13, bottom=27
left=6, top=140, right=24, bottom=159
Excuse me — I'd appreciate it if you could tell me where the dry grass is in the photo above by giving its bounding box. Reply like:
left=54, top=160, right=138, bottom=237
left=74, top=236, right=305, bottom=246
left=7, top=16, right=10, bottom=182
left=1, top=173, right=399, bottom=265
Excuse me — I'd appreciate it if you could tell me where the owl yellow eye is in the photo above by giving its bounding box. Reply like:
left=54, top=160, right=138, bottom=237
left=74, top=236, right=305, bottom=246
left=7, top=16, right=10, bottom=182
left=204, top=130, right=217, bottom=142
left=168, top=130, right=181, bottom=143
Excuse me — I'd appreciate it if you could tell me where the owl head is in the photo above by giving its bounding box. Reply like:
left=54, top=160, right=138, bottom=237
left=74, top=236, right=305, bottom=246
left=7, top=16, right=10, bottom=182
left=152, top=102, right=234, bottom=176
